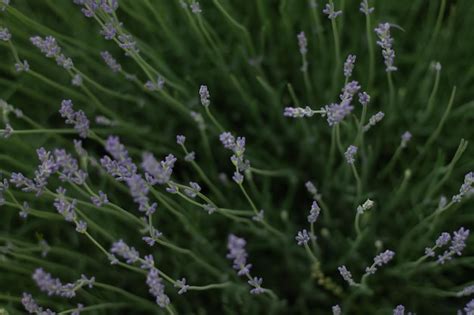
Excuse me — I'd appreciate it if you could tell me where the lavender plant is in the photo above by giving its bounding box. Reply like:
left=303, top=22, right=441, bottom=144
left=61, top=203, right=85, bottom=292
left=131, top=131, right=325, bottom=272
left=0, top=0, right=473, bottom=314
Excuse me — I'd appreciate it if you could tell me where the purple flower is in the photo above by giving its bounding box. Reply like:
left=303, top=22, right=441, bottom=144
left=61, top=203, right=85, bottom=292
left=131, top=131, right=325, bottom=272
left=100, top=51, right=122, bottom=72
left=344, top=145, right=358, bottom=164
left=199, top=85, right=210, bottom=107
left=204, top=203, right=216, bottom=214
left=110, top=239, right=139, bottom=264
left=145, top=76, right=165, bottom=91
left=321, top=81, right=360, bottom=126
left=118, top=33, right=139, bottom=54
left=297, top=31, right=308, bottom=56
left=59, top=100, right=90, bottom=138
left=146, top=267, right=170, bottom=307
left=393, top=305, right=405, bottom=315
left=338, top=265, right=355, bottom=285
left=219, top=132, right=236, bottom=149
left=437, top=227, right=470, bottom=264
left=100, top=21, right=118, bottom=40
left=19, top=201, right=30, bottom=219
left=174, top=278, right=190, bottom=295
left=458, top=285, right=474, bottom=297
left=305, top=181, right=321, bottom=200
left=53, top=187, right=77, bottom=222
left=358, top=91, right=370, bottom=106
left=71, top=74, right=83, bottom=86
left=452, top=172, right=474, bottom=203
left=54, top=148, right=87, bottom=185
left=232, top=171, right=244, bottom=184
left=307, top=201, right=321, bottom=224
left=344, top=54, right=356, bottom=78
left=0, top=0, right=9, bottom=11
left=190, top=1, right=201, bottom=14
left=322, top=2, right=342, bottom=19
left=363, top=111, right=385, bottom=131
left=2, top=123, right=13, bottom=138
left=176, top=135, right=186, bottom=145
left=295, top=229, right=311, bottom=246
left=31, top=35, right=61, bottom=57
left=15, top=60, right=30, bottom=72
left=375, top=23, right=397, bottom=72
left=248, top=277, right=265, bottom=294
left=227, top=234, right=252, bottom=276
left=141, top=153, right=176, bottom=185
left=21, top=292, right=56, bottom=315
left=400, top=131, right=412, bottom=148
left=0, top=27, right=11, bottom=41
left=75, top=220, right=88, bottom=233
left=184, top=181, right=201, bottom=198
left=464, top=299, right=474, bottom=314
left=32, top=268, right=94, bottom=298
left=184, top=151, right=195, bottom=162
left=436, top=232, right=451, bottom=247
left=332, top=305, right=342, bottom=315
left=252, top=209, right=265, bottom=222
left=365, top=250, right=395, bottom=275
left=91, top=191, right=109, bottom=207
left=284, top=106, right=315, bottom=118
left=360, top=0, right=374, bottom=15
left=141, top=254, right=155, bottom=270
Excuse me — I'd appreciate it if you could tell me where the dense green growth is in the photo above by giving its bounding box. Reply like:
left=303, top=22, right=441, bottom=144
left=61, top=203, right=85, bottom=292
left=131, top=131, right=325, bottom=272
left=0, top=0, right=473, bottom=314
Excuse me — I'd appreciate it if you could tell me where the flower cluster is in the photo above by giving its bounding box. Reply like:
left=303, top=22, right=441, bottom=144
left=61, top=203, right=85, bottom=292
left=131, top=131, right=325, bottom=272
left=219, top=132, right=250, bottom=184
left=365, top=250, right=395, bottom=275
left=400, top=131, right=412, bottom=148
left=0, top=26, right=11, bottom=41
left=32, top=268, right=94, bottom=298
left=374, top=23, right=397, bottom=72
left=59, top=100, right=90, bottom=138
left=100, top=51, right=122, bottom=72
left=356, top=199, right=375, bottom=214
left=359, top=0, right=374, bottom=15
left=199, top=85, right=210, bottom=107
left=452, top=172, right=474, bottom=203
left=322, top=81, right=361, bottom=126
left=338, top=265, right=355, bottom=286
left=344, top=54, right=356, bottom=78
left=322, top=2, right=342, bottom=19
left=21, top=292, right=56, bottom=315
left=284, top=106, right=316, bottom=118
left=363, top=111, right=385, bottom=131
left=425, top=227, right=470, bottom=264
left=307, top=200, right=321, bottom=223
left=344, top=145, right=358, bottom=164
left=30, top=35, right=73, bottom=70
left=227, top=234, right=265, bottom=294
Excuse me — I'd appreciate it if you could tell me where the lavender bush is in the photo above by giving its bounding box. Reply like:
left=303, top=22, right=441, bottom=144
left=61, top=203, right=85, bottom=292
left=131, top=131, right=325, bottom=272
left=0, top=0, right=473, bottom=314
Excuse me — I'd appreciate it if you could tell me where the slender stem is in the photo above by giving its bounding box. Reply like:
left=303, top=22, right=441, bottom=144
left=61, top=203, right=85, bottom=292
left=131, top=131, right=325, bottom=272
left=204, top=106, right=225, bottom=133
left=351, top=163, right=362, bottom=201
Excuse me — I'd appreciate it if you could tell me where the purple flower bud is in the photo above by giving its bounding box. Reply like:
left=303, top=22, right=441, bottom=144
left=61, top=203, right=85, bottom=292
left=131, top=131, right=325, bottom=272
left=344, top=54, right=356, bottom=78
left=307, top=201, right=321, bottom=223
left=297, top=31, right=308, bottom=55
left=232, top=171, right=244, bottom=184
left=199, top=85, right=210, bottom=107
left=344, top=145, right=358, bottom=164
left=15, top=60, right=30, bottom=72
left=393, top=305, right=405, bottom=315
left=375, top=23, right=397, bottom=72
left=322, top=2, right=342, bottom=19
left=110, top=239, right=139, bottom=264
left=2, top=123, right=13, bottom=138
left=295, top=229, right=311, bottom=246
left=100, top=51, right=122, bottom=72
left=359, top=0, right=374, bottom=15
left=174, top=278, right=190, bottom=295
left=284, top=106, right=315, bottom=118
left=176, top=135, right=186, bottom=145
left=0, top=27, right=11, bottom=41
left=332, top=305, right=342, bottom=315
left=59, top=100, right=89, bottom=138
left=338, top=265, right=355, bottom=285
left=400, top=131, right=412, bottom=148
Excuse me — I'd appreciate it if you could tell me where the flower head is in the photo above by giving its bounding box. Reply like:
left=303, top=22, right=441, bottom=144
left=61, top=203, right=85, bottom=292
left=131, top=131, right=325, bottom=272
left=344, top=54, right=356, bottom=78
left=322, top=2, right=342, bottom=19
left=375, top=23, right=397, bottom=72
left=344, top=145, right=358, bottom=164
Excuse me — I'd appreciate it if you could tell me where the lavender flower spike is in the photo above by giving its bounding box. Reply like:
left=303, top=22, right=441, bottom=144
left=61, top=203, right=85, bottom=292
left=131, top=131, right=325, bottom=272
left=338, top=265, right=355, bottom=286
left=360, top=0, right=374, bottom=15
left=437, top=227, right=470, bottom=264
left=393, top=305, right=405, bottom=315
left=307, top=200, right=321, bottom=224
left=452, top=172, right=474, bottom=203
left=21, top=292, right=56, bottom=315
left=59, top=100, right=90, bottom=138
left=344, top=145, right=358, bottom=164
left=374, top=23, right=397, bottom=72
left=322, top=2, right=342, bottom=19
left=295, top=229, right=311, bottom=246
left=365, top=250, right=395, bottom=275
left=100, top=51, right=122, bottom=73
left=199, top=85, right=210, bottom=107
left=400, top=131, right=412, bottom=148
left=332, top=305, right=342, bottom=315
left=344, top=54, right=356, bottom=78
left=0, top=27, right=12, bottom=41
left=284, top=106, right=316, bottom=118
left=297, top=31, right=308, bottom=55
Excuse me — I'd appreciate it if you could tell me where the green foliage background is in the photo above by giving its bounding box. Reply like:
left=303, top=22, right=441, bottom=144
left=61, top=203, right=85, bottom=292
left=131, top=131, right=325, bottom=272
left=0, top=0, right=473, bottom=314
